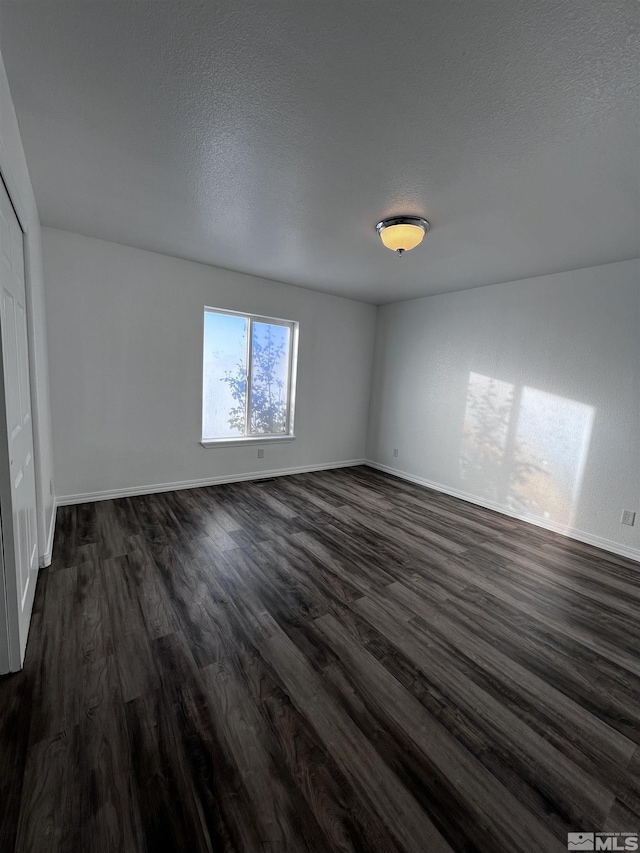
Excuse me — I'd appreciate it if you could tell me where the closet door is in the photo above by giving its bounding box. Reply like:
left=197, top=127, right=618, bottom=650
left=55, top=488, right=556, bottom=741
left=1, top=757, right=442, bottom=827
left=0, top=176, right=38, bottom=672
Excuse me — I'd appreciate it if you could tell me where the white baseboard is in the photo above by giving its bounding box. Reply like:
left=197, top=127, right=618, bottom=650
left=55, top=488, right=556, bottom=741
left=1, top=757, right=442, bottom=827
left=365, top=460, right=640, bottom=565
left=56, top=459, right=367, bottom=506
left=39, top=498, right=57, bottom=568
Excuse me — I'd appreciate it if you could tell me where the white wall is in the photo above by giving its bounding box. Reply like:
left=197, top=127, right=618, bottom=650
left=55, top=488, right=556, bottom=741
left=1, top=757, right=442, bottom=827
left=367, top=259, right=640, bottom=560
left=38, top=225, right=640, bottom=562
left=42, top=228, right=377, bottom=501
left=0, top=49, right=55, bottom=562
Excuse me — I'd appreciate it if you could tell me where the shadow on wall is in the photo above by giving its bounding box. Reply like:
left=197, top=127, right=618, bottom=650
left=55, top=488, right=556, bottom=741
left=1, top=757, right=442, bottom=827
left=460, top=372, right=594, bottom=528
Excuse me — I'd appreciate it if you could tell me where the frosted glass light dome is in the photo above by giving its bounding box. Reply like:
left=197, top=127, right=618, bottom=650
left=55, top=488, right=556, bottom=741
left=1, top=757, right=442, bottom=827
left=376, top=216, right=430, bottom=254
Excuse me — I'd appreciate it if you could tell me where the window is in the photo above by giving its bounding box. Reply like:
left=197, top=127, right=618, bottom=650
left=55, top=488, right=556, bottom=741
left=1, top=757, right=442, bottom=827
left=202, top=307, right=298, bottom=445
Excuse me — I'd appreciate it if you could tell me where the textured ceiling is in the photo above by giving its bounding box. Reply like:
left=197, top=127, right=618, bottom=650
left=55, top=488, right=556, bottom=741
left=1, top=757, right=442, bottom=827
left=0, top=1, right=638, bottom=304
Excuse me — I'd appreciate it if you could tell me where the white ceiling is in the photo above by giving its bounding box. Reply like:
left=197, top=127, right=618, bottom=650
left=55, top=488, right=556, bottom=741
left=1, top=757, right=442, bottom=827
left=1, top=1, right=638, bottom=304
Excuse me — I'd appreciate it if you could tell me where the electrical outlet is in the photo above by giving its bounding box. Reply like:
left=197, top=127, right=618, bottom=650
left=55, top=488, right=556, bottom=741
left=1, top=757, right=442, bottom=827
left=257, top=448, right=264, bottom=459
left=393, top=449, right=399, bottom=458
left=621, top=510, right=636, bottom=526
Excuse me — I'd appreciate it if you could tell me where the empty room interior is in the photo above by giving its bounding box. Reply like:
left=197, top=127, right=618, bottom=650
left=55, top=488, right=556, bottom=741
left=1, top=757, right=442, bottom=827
left=0, top=3, right=639, bottom=852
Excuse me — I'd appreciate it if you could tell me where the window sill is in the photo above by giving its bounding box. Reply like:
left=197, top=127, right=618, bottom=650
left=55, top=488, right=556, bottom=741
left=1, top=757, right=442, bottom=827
left=200, top=435, right=296, bottom=448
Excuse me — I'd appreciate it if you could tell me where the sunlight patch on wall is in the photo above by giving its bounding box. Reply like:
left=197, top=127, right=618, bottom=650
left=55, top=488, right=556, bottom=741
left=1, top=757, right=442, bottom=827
left=460, top=373, right=515, bottom=503
left=460, top=372, right=594, bottom=527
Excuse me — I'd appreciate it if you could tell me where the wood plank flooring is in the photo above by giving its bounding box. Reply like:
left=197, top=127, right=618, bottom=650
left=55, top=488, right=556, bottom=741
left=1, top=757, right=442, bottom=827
left=1, top=465, right=639, bottom=851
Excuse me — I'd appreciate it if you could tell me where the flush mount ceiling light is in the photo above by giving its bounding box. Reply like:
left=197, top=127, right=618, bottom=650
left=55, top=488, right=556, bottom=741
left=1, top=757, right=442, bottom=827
left=375, top=216, right=430, bottom=255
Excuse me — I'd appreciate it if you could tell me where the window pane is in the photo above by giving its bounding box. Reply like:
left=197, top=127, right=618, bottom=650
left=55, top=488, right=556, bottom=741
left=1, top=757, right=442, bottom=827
left=249, top=321, right=291, bottom=435
left=203, top=312, right=248, bottom=438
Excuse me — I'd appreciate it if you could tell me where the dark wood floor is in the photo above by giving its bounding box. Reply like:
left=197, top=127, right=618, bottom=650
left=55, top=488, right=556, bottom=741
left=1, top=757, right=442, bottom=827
left=1, top=466, right=639, bottom=852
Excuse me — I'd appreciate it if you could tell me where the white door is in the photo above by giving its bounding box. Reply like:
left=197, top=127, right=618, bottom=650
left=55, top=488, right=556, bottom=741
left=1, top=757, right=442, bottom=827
left=0, top=176, right=38, bottom=672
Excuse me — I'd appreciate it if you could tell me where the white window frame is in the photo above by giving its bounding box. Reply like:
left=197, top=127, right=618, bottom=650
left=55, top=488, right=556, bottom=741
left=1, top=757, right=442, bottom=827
left=201, top=306, right=298, bottom=447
